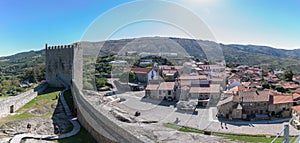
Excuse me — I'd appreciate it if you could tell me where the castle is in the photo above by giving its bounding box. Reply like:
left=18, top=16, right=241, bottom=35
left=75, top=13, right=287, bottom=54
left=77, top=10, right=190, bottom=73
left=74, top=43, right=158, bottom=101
left=45, top=43, right=141, bottom=142
left=45, top=43, right=83, bottom=89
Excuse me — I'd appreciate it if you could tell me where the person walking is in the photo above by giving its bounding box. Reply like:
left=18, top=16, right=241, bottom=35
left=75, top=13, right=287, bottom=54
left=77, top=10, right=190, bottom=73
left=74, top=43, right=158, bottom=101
left=27, top=123, right=31, bottom=133
left=54, top=124, right=60, bottom=135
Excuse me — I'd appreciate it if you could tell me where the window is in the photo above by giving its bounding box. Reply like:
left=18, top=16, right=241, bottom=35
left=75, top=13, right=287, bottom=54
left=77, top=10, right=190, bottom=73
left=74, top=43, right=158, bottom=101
left=168, top=90, right=171, bottom=95
left=159, top=90, right=161, bottom=94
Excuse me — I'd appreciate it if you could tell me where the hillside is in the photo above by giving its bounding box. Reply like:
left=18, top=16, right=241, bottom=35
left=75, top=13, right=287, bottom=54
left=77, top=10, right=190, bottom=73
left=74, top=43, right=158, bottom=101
left=1, top=37, right=300, bottom=75
left=0, top=50, right=45, bottom=96
left=78, top=37, right=300, bottom=72
left=0, top=50, right=45, bottom=76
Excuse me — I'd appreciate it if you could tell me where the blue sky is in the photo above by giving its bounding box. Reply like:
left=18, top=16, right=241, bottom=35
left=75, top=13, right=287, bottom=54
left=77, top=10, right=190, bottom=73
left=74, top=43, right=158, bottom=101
left=0, top=0, right=300, bottom=56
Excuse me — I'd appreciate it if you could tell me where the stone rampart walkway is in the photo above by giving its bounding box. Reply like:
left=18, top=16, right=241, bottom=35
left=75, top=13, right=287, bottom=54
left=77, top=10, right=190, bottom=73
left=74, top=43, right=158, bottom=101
left=10, top=88, right=80, bottom=143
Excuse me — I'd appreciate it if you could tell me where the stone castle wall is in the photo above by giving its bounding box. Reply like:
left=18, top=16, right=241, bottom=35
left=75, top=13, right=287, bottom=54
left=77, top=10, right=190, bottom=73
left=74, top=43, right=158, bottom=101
left=46, top=44, right=77, bottom=87
left=71, top=80, right=142, bottom=143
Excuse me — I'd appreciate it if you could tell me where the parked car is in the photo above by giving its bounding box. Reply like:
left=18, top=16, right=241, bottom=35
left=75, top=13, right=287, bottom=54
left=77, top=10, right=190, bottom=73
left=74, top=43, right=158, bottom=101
left=104, top=91, right=115, bottom=96
left=118, top=97, right=126, bottom=102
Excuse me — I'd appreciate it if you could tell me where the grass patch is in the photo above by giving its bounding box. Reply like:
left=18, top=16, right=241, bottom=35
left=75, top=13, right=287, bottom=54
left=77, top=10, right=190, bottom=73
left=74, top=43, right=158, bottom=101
left=0, top=88, right=61, bottom=125
left=56, top=127, right=97, bottom=143
left=213, top=132, right=284, bottom=143
left=179, top=127, right=203, bottom=134
left=163, top=123, right=181, bottom=130
left=163, top=123, right=297, bottom=143
left=0, top=95, right=9, bottom=98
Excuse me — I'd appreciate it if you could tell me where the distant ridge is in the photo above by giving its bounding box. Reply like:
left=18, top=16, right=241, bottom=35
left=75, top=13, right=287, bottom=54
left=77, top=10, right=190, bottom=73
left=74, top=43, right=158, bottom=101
left=1, top=37, right=299, bottom=73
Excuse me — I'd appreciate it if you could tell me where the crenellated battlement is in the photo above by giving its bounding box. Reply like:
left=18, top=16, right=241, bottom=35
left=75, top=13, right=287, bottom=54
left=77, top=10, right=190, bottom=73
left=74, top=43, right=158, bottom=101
left=45, top=42, right=82, bottom=88
left=45, top=43, right=79, bottom=50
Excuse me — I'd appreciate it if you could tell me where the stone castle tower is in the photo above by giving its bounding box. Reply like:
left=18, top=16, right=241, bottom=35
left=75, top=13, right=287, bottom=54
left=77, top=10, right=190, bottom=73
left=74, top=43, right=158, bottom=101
left=45, top=43, right=83, bottom=89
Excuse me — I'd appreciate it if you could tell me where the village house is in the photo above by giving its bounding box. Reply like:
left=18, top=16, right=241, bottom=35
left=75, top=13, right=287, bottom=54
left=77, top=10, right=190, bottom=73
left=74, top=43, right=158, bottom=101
left=293, top=88, right=300, bottom=104
left=280, top=81, right=299, bottom=90
left=158, top=82, right=177, bottom=101
left=189, top=84, right=221, bottom=106
left=227, top=74, right=241, bottom=89
left=236, top=65, right=249, bottom=71
left=217, top=90, right=293, bottom=120
left=145, top=83, right=160, bottom=99
left=139, top=59, right=153, bottom=66
left=293, top=75, right=300, bottom=84
left=158, top=65, right=183, bottom=81
left=177, top=74, right=208, bottom=87
left=108, top=60, right=128, bottom=65
left=291, top=105, right=300, bottom=129
left=235, top=90, right=270, bottom=119
left=130, top=68, right=157, bottom=83
left=145, top=81, right=177, bottom=101
left=268, top=92, right=293, bottom=118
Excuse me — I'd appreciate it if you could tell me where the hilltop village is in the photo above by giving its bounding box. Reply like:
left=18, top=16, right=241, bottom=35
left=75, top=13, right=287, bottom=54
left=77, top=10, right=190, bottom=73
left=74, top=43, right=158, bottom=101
left=98, top=51, right=300, bottom=130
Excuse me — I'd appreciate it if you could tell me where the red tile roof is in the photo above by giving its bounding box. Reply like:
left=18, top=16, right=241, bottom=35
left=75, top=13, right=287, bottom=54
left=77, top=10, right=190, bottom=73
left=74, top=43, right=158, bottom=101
left=181, top=86, right=190, bottom=90
left=269, top=95, right=293, bottom=104
left=281, top=82, right=299, bottom=89
left=179, top=80, right=191, bottom=87
left=189, top=84, right=220, bottom=94
left=178, top=74, right=207, bottom=80
left=227, top=86, right=249, bottom=94
left=295, top=88, right=300, bottom=93
left=145, top=84, right=159, bottom=90
left=291, top=106, right=300, bottom=115
left=130, top=68, right=152, bottom=74
left=269, top=91, right=290, bottom=96
left=293, top=93, right=300, bottom=100
left=235, top=90, right=270, bottom=103
left=158, top=82, right=175, bottom=90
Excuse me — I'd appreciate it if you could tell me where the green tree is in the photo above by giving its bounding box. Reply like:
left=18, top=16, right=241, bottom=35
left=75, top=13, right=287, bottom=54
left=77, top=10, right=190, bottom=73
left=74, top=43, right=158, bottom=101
left=283, top=70, right=293, bottom=81
left=23, top=68, right=38, bottom=83
left=262, top=81, right=270, bottom=89
left=95, top=78, right=107, bottom=88
left=275, top=85, right=285, bottom=93
left=120, top=72, right=136, bottom=83
left=262, top=72, right=268, bottom=77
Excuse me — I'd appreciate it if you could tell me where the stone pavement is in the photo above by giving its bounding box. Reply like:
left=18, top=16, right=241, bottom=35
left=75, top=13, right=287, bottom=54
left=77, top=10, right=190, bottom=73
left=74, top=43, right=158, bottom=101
left=10, top=88, right=80, bottom=143
left=114, top=92, right=300, bottom=136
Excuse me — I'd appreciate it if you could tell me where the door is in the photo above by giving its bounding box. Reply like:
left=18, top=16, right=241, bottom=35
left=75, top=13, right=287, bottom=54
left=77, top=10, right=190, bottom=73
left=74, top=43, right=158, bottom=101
left=10, top=105, right=14, bottom=113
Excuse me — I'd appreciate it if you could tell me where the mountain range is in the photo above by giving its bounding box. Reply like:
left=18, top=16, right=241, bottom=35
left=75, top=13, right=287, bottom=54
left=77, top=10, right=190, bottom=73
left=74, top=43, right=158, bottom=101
left=0, top=37, right=299, bottom=74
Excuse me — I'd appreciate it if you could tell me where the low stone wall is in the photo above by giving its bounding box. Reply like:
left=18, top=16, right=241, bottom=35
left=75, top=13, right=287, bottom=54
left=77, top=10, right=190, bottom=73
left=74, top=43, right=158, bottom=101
left=71, top=80, right=143, bottom=143
left=0, top=89, right=37, bottom=117
left=0, top=83, right=48, bottom=118
left=113, top=80, right=131, bottom=91
left=34, top=82, right=49, bottom=94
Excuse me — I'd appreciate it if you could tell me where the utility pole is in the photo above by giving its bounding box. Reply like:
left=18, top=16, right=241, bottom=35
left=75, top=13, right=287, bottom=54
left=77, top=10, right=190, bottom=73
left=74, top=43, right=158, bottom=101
left=284, top=124, right=289, bottom=143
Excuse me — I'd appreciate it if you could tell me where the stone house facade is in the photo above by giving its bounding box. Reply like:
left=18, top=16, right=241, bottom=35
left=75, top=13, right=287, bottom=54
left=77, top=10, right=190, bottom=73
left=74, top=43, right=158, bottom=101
left=217, top=90, right=293, bottom=120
